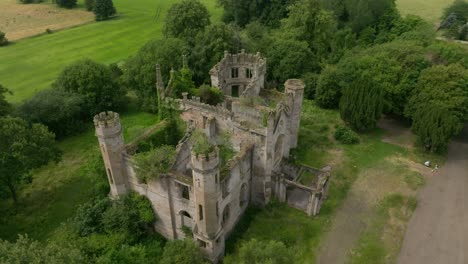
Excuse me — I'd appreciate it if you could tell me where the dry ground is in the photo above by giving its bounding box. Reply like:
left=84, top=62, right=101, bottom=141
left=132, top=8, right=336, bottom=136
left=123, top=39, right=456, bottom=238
left=0, top=0, right=93, bottom=41
left=397, top=125, right=468, bottom=264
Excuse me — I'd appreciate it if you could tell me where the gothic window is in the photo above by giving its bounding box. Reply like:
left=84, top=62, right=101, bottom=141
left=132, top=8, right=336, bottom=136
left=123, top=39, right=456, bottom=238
left=222, top=204, right=230, bottom=227
left=179, top=184, right=189, bottom=200
left=231, top=67, right=239, bottom=78
left=245, top=68, right=253, bottom=78
left=197, top=239, right=207, bottom=248
left=199, top=205, right=204, bottom=221
left=239, top=184, right=247, bottom=207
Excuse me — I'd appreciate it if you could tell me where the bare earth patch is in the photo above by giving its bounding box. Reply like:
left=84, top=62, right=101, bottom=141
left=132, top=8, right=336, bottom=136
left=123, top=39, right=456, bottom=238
left=378, top=116, right=416, bottom=149
left=0, top=0, right=94, bottom=41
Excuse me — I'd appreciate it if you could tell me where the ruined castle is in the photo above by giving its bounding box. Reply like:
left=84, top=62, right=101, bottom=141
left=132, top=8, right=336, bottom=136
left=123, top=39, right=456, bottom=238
left=94, top=51, right=331, bottom=262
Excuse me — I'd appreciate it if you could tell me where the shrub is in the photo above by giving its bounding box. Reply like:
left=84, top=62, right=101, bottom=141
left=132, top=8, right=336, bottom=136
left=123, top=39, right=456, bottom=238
left=18, top=90, right=87, bottom=138
left=55, top=0, right=77, bottom=8
left=334, top=125, right=360, bottom=144
left=191, top=130, right=215, bottom=156
left=197, top=85, right=224, bottom=105
left=93, top=0, right=116, bottom=21
left=0, top=31, right=8, bottom=46
left=133, top=145, right=177, bottom=183
left=160, top=239, right=206, bottom=264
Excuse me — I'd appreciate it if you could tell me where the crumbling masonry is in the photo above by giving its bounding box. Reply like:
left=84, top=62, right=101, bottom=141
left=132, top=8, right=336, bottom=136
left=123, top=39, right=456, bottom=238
left=94, top=51, right=331, bottom=262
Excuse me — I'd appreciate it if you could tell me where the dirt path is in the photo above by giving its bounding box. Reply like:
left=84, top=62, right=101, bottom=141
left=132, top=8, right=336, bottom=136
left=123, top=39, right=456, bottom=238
left=397, top=125, right=468, bottom=264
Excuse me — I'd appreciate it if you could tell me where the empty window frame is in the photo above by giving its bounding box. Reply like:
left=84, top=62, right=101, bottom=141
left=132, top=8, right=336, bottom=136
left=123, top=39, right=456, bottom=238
left=245, top=68, right=253, bottom=78
left=231, top=67, right=239, bottom=78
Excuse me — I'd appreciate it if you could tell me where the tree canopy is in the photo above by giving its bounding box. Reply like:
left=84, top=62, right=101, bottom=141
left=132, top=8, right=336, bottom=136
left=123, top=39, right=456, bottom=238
left=0, top=117, right=61, bottom=203
left=0, top=84, right=12, bottom=117
left=122, top=38, right=188, bottom=112
left=54, top=59, right=126, bottom=116
left=93, top=0, right=116, bottom=21
left=160, top=239, right=207, bottom=264
left=164, top=0, right=211, bottom=45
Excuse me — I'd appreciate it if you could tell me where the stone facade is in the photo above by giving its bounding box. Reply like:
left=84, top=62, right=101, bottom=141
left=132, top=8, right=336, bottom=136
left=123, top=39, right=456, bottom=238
left=94, top=52, right=331, bottom=263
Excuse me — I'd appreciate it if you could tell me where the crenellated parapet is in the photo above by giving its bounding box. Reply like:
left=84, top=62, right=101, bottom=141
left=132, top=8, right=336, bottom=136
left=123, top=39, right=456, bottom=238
left=94, top=111, right=122, bottom=139
left=191, top=147, right=220, bottom=173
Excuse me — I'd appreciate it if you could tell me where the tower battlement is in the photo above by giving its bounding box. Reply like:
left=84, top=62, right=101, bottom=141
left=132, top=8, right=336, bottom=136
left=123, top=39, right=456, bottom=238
left=285, top=79, right=305, bottom=91
left=94, top=111, right=122, bottom=138
left=191, top=147, right=219, bottom=172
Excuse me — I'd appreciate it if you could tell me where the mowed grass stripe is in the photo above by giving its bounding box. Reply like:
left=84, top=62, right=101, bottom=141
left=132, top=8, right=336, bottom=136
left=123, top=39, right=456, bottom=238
left=0, top=0, right=221, bottom=103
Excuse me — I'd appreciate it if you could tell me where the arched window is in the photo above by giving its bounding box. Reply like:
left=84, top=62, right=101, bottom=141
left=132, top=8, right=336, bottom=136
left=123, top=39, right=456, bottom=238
left=239, top=184, right=248, bottom=207
left=222, top=204, right=230, bottom=227
left=274, top=134, right=285, bottom=166
left=180, top=211, right=193, bottom=228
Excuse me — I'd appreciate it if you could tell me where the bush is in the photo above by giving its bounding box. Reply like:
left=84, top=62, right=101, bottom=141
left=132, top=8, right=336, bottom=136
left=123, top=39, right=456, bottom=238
left=160, top=239, right=206, bottom=264
left=133, top=145, right=177, bottom=183
left=54, top=59, right=126, bottom=116
left=56, top=0, right=77, bottom=8
left=94, top=0, right=116, bottom=21
left=196, top=85, right=224, bottom=105
left=18, top=90, right=87, bottom=138
left=334, top=125, right=360, bottom=144
left=191, top=130, right=215, bottom=156
left=0, top=31, right=8, bottom=46
left=315, top=65, right=342, bottom=109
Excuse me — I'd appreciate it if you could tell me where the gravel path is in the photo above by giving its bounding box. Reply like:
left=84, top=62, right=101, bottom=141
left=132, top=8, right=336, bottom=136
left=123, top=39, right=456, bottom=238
left=397, top=125, right=468, bottom=264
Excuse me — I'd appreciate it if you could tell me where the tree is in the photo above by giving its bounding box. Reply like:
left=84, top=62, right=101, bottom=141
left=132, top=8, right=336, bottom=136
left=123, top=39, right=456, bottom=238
left=85, top=0, right=95, bottom=11
left=93, top=0, right=116, bottom=21
left=406, top=64, right=468, bottom=151
left=0, top=31, right=8, bottom=46
left=225, top=239, right=292, bottom=264
left=160, top=239, right=206, bottom=264
left=339, top=75, right=384, bottom=131
left=0, top=235, right=85, bottom=263
left=281, top=0, right=337, bottom=67
left=411, top=105, right=462, bottom=152
left=440, top=0, right=468, bottom=40
left=266, top=37, right=314, bottom=84
left=220, top=0, right=296, bottom=28
left=122, top=38, right=188, bottom=112
left=164, top=0, right=210, bottom=45
left=133, top=145, right=176, bottom=183
left=55, top=0, right=77, bottom=8
left=345, top=0, right=398, bottom=33
left=315, top=65, right=342, bottom=108
left=18, top=90, right=87, bottom=138
left=0, top=84, right=12, bottom=117
left=0, top=117, right=61, bottom=203
left=191, top=23, right=243, bottom=84
left=54, top=59, right=126, bottom=116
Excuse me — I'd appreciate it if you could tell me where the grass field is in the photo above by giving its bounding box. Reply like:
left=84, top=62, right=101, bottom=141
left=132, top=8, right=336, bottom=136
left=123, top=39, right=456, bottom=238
left=396, top=0, right=451, bottom=24
left=0, top=0, right=222, bottom=104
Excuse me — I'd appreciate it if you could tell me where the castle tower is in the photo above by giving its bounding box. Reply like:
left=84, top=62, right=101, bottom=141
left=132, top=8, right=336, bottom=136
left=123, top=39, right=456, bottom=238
left=191, top=147, right=220, bottom=239
left=94, top=111, right=128, bottom=198
left=285, top=79, right=305, bottom=148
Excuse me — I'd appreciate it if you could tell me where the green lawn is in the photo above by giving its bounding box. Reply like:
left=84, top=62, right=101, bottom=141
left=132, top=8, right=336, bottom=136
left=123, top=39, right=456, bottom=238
left=0, top=0, right=221, bottom=104
left=0, top=105, right=157, bottom=241
left=397, top=0, right=451, bottom=24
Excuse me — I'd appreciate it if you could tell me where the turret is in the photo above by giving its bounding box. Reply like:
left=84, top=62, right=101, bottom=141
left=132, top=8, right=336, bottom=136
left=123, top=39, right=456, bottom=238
left=191, top=147, right=220, bottom=239
left=284, top=79, right=305, bottom=148
left=94, top=111, right=128, bottom=197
